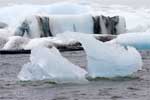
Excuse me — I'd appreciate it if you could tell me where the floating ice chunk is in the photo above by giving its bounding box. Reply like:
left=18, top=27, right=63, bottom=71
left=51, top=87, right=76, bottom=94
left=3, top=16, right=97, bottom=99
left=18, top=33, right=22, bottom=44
left=18, top=47, right=88, bottom=83
left=24, top=38, right=53, bottom=50
left=15, top=14, right=93, bottom=38
left=2, top=36, right=29, bottom=50
left=0, top=36, right=8, bottom=49
left=24, top=37, right=78, bottom=50
left=112, top=32, right=150, bottom=50
left=58, top=32, right=142, bottom=78
left=18, top=62, right=54, bottom=81
left=1, top=35, right=78, bottom=50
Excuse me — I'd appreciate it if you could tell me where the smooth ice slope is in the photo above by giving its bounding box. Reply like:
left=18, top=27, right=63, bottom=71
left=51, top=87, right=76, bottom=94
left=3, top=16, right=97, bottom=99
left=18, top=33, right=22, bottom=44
left=112, top=32, right=150, bottom=50
left=18, top=47, right=88, bottom=83
left=59, top=32, right=142, bottom=78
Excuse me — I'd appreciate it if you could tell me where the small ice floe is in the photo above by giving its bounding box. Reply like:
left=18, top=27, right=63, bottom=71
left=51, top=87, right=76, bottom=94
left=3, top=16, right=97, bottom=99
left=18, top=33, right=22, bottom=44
left=1, top=35, right=79, bottom=50
left=18, top=47, right=88, bottom=83
left=24, top=37, right=53, bottom=50
left=58, top=32, right=142, bottom=78
left=2, top=36, right=29, bottom=50
left=112, top=32, right=150, bottom=50
left=24, top=37, right=79, bottom=50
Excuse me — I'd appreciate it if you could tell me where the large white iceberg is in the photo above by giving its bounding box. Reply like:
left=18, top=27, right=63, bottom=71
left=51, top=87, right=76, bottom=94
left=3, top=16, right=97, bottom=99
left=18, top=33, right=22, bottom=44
left=49, top=14, right=93, bottom=36
left=112, top=32, right=150, bottom=50
left=18, top=47, right=88, bottom=83
left=59, top=32, right=142, bottom=78
left=0, top=2, right=91, bottom=33
left=14, top=14, right=94, bottom=38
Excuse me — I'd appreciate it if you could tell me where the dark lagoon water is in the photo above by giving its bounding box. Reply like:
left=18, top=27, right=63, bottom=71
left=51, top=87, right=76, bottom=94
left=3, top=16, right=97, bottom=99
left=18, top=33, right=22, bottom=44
left=0, top=50, right=150, bottom=100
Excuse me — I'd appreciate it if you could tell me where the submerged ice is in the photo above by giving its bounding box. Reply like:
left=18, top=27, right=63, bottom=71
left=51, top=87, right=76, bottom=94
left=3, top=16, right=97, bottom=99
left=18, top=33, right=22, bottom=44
left=18, top=47, right=88, bottom=83
left=59, top=32, right=142, bottom=78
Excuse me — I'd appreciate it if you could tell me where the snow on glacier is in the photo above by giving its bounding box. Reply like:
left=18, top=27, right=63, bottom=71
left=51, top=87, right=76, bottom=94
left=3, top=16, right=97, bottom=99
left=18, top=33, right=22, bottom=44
left=58, top=32, right=142, bottom=78
left=18, top=47, right=88, bottom=83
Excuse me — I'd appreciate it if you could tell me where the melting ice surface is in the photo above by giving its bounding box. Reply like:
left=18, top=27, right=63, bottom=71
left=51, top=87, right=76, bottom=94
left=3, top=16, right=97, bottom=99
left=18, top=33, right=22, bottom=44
left=112, top=32, right=150, bottom=50
left=18, top=47, right=88, bottom=83
left=59, top=32, right=143, bottom=78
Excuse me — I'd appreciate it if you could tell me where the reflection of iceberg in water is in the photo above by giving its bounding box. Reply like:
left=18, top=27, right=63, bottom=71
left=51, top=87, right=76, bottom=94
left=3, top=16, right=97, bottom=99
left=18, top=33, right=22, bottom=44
left=59, top=32, right=143, bottom=78
left=18, top=47, right=88, bottom=83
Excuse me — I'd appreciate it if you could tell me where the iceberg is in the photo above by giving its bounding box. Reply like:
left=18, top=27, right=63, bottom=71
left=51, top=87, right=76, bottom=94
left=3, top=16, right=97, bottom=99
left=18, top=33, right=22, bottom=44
left=58, top=32, right=142, bottom=78
left=0, top=3, right=91, bottom=33
left=15, top=14, right=94, bottom=38
left=18, top=47, right=88, bottom=83
left=49, top=14, right=93, bottom=36
left=24, top=37, right=78, bottom=50
left=112, top=32, right=150, bottom=50
left=2, top=36, right=29, bottom=50
left=1, top=36, right=78, bottom=50
left=0, top=36, right=8, bottom=49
